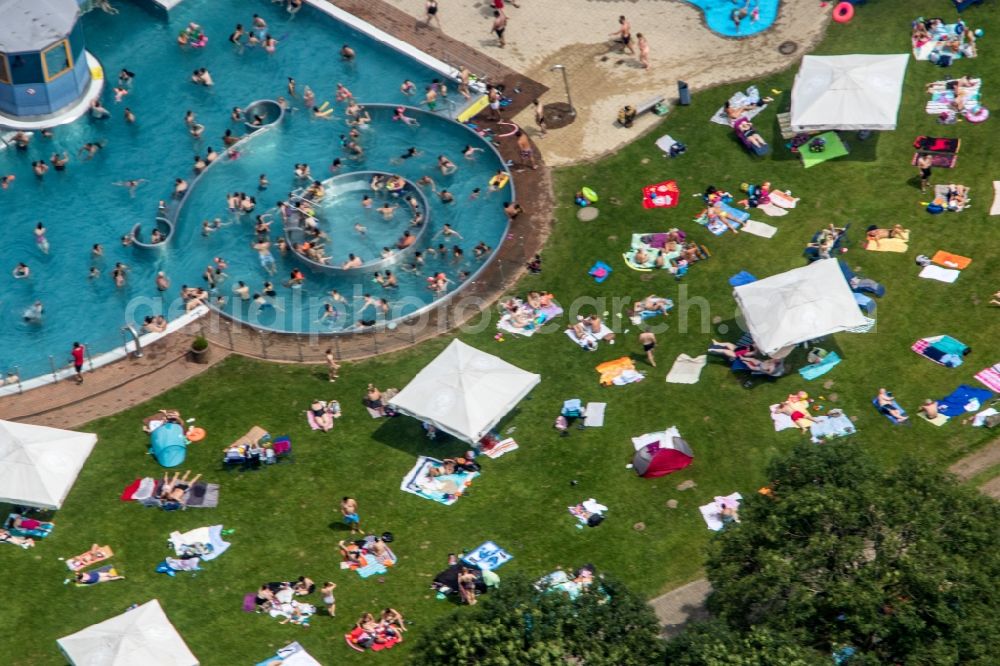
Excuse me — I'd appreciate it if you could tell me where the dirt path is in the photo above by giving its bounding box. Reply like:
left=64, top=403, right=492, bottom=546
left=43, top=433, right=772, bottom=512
left=648, top=578, right=712, bottom=638
left=948, top=438, right=1000, bottom=480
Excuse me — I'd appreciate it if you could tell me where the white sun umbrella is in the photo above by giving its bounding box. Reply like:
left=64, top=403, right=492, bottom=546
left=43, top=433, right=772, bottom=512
left=791, top=54, right=910, bottom=131
left=0, top=420, right=97, bottom=510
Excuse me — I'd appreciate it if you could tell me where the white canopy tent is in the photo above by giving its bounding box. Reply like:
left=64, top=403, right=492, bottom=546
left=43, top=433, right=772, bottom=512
left=790, top=54, right=910, bottom=131
left=389, top=339, right=540, bottom=443
left=0, top=420, right=96, bottom=510
left=57, top=599, right=199, bottom=666
left=733, top=259, right=867, bottom=356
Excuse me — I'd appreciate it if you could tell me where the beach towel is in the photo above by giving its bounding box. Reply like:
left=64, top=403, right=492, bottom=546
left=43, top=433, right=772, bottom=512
left=631, top=426, right=682, bottom=451
left=931, top=251, right=972, bottom=269
left=354, top=536, right=396, bottom=578
left=913, top=136, right=961, bottom=153
left=584, top=402, right=606, bottom=427
left=641, top=180, right=679, bottom=208
left=565, top=323, right=613, bottom=350
left=666, top=354, right=707, bottom=384
left=400, top=456, right=478, bottom=505
left=800, top=132, right=849, bottom=168
left=463, top=541, right=513, bottom=571
left=4, top=514, right=53, bottom=539
left=936, top=384, right=993, bottom=416
left=865, top=237, right=908, bottom=252
left=913, top=23, right=974, bottom=61
left=66, top=546, right=114, bottom=572
left=756, top=202, right=789, bottom=217
left=168, top=525, right=230, bottom=561
left=873, top=397, right=908, bottom=424
left=920, top=412, right=950, bottom=426
left=595, top=357, right=643, bottom=386
left=588, top=261, right=612, bottom=283
left=973, top=408, right=998, bottom=427
left=911, top=335, right=969, bottom=367
left=498, top=314, right=537, bottom=337
left=925, top=79, right=981, bottom=115
left=75, top=565, right=121, bottom=587
left=919, top=265, right=960, bottom=283
left=931, top=186, right=972, bottom=212
left=655, top=134, right=680, bottom=155
left=742, top=220, right=778, bottom=239
left=569, top=498, right=608, bottom=527
left=809, top=411, right=856, bottom=443
left=480, top=437, right=518, bottom=459
left=769, top=405, right=796, bottom=431
left=699, top=493, right=742, bottom=531
left=798, top=351, right=841, bottom=380
left=710, top=86, right=767, bottom=125
left=769, top=190, right=799, bottom=209
left=992, top=181, right=1000, bottom=215
left=974, top=364, right=1000, bottom=393
left=911, top=152, right=958, bottom=168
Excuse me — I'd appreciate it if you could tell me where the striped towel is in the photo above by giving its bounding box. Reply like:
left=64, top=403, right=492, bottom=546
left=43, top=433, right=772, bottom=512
left=975, top=365, right=1000, bottom=393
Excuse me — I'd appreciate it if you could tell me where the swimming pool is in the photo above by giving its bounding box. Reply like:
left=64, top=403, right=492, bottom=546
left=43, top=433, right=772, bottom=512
left=0, top=0, right=509, bottom=382
left=684, top=0, right=781, bottom=38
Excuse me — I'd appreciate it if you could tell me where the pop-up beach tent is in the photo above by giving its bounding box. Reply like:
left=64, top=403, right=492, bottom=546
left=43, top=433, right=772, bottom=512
left=733, top=259, right=867, bottom=356
left=150, top=422, right=189, bottom=468
left=57, top=599, right=199, bottom=666
left=791, top=54, right=910, bottom=131
left=389, top=339, right=541, bottom=443
left=0, top=420, right=96, bottom=510
left=633, top=437, right=694, bottom=478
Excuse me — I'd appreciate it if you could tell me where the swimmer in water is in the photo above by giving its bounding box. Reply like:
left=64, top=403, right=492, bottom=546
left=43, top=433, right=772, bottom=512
left=155, top=271, right=170, bottom=291
left=23, top=301, right=44, bottom=323
left=124, top=107, right=136, bottom=123
left=401, top=79, right=416, bottom=95
left=50, top=152, right=69, bottom=171
left=12, top=262, right=30, bottom=279
left=111, top=262, right=129, bottom=287
left=113, top=179, right=147, bottom=197
left=258, top=173, right=269, bottom=190
left=88, top=266, right=100, bottom=280
left=438, top=155, right=457, bottom=175
left=341, top=44, right=356, bottom=61
left=34, top=222, right=49, bottom=254
left=0, top=174, right=15, bottom=189
left=463, top=145, right=484, bottom=159
left=92, top=243, right=103, bottom=258
left=113, top=86, right=129, bottom=103
left=90, top=99, right=110, bottom=119
left=79, top=141, right=106, bottom=160
left=354, top=222, right=367, bottom=235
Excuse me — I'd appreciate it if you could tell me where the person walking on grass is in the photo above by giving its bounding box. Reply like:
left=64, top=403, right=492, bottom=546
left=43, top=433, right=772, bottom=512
left=638, top=328, right=657, bottom=367
left=341, top=496, right=361, bottom=535
left=611, top=15, right=634, bottom=55
left=321, top=581, right=337, bottom=617
left=917, top=152, right=933, bottom=193
left=70, top=342, right=86, bottom=384
left=424, top=0, right=441, bottom=30
left=325, top=348, right=340, bottom=383
left=492, top=10, right=507, bottom=48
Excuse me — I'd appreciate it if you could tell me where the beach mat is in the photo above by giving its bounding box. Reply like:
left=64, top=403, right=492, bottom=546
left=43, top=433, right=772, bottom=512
left=584, top=402, right=606, bottom=427
left=666, top=354, right=707, bottom=384
left=800, top=132, right=849, bottom=168
left=742, top=220, right=777, bottom=238
left=911, top=152, right=957, bottom=168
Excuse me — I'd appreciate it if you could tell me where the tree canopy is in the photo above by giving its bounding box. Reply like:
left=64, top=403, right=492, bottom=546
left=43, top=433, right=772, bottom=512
left=412, top=573, right=663, bottom=666
left=699, top=442, right=1000, bottom=665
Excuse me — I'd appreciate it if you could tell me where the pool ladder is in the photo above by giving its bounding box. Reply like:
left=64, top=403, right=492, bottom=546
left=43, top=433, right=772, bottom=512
left=121, top=325, right=144, bottom=358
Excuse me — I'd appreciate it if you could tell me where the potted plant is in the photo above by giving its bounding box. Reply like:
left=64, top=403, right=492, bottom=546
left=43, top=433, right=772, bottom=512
left=189, top=335, right=210, bottom=364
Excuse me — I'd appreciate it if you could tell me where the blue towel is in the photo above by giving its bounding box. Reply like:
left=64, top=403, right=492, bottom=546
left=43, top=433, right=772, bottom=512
left=936, top=384, right=993, bottom=416
left=799, top=352, right=841, bottom=381
left=873, top=397, right=908, bottom=424
left=588, top=261, right=612, bottom=283
left=729, top=271, right=757, bottom=287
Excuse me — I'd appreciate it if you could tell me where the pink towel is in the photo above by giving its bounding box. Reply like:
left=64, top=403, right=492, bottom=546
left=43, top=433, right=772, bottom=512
left=975, top=365, right=1000, bottom=393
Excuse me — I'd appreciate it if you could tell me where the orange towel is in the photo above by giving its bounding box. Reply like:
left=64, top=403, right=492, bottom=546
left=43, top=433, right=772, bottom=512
left=931, top=251, right=971, bottom=270
left=595, top=357, right=635, bottom=386
left=66, top=546, right=114, bottom=571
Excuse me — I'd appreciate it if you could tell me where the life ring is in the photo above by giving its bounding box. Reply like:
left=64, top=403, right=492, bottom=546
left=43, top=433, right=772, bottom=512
left=965, top=106, right=990, bottom=124
left=581, top=187, right=598, bottom=203
left=832, top=2, right=853, bottom=24
left=186, top=427, right=206, bottom=442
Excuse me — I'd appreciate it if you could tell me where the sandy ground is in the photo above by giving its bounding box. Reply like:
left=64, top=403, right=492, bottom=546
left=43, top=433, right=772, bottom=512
left=384, top=0, right=830, bottom=165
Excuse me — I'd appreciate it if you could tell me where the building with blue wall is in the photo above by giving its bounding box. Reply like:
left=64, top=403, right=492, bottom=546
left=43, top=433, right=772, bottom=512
left=0, top=0, right=93, bottom=119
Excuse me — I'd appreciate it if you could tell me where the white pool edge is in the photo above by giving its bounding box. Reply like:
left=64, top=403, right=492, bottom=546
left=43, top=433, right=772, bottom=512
left=0, top=306, right=209, bottom=398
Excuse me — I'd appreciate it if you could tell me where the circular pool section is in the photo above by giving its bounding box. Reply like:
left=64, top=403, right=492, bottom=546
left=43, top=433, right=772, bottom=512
left=283, top=171, right=431, bottom=274
left=243, top=99, right=284, bottom=132
left=166, top=105, right=512, bottom=334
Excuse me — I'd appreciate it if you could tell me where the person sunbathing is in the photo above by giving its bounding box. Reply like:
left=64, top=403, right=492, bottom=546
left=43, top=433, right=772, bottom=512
left=6, top=515, right=47, bottom=532
left=0, top=528, right=34, bottom=548
left=945, top=184, right=969, bottom=210
left=912, top=22, right=930, bottom=46
left=876, top=388, right=908, bottom=422
left=866, top=224, right=908, bottom=243
left=310, top=400, right=334, bottom=432
left=919, top=399, right=940, bottom=420
left=458, top=568, right=479, bottom=605
left=735, top=119, right=766, bottom=148
left=429, top=459, right=458, bottom=477
left=568, top=321, right=598, bottom=351
left=681, top=243, right=701, bottom=263
left=526, top=291, right=543, bottom=310
left=369, top=537, right=388, bottom=559
left=633, top=295, right=671, bottom=316
left=741, top=356, right=783, bottom=376
left=293, top=576, right=315, bottom=595
left=724, top=96, right=772, bottom=120
left=75, top=569, right=125, bottom=585
left=363, top=384, right=384, bottom=414
left=255, top=584, right=277, bottom=609
left=585, top=315, right=614, bottom=342
left=507, top=310, right=533, bottom=329
left=778, top=400, right=815, bottom=433
left=339, top=540, right=363, bottom=563
left=160, top=470, right=202, bottom=502
left=381, top=607, right=406, bottom=632
left=707, top=340, right=756, bottom=359
left=633, top=247, right=650, bottom=265
left=991, top=290, right=1000, bottom=307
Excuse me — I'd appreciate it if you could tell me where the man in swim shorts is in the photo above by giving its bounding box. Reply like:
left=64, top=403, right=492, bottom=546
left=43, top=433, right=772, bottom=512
left=341, top=497, right=361, bottom=535
left=611, top=15, right=634, bottom=55
left=515, top=130, right=536, bottom=170
left=492, top=10, right=507, bottom=48
left=638, top=328, right=657, bottom=367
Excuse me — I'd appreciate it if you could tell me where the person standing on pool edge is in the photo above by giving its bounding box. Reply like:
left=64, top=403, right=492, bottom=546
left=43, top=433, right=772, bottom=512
left=341, top=497, right=360, bottom=535
left=71, top=342, right=86, bottom=384
left=424, top=0, right=441, bottom=30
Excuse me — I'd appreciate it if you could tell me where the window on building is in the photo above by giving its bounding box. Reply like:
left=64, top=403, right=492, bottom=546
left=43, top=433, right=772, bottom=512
left=41, top=40, right=73, bottom=82
left=0, top=54, right=10, bottom=84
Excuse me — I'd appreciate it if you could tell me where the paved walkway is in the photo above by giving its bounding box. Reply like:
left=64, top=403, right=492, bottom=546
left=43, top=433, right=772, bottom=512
left=383, top=0, right=831, bottom=165
left=649, top=578, right=712, bottom=638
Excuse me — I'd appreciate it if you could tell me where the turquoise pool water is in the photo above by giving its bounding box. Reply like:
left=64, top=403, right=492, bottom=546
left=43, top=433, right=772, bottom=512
left=0, top=0, right=508, bottom=380
left=684, top=0, right=780, bottom=37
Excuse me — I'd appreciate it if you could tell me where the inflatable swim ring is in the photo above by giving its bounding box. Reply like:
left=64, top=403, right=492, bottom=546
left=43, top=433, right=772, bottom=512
left=489, top=173, right=510, bottom=189
left=581, top=187, right=598, bottom=203
left=965, top=106, right=990, bottom=124
left=496, top=121, right=519, bottom=138
left=186, top=427, right=206, bottom=442
left=832, top=2, right=853, bottom=24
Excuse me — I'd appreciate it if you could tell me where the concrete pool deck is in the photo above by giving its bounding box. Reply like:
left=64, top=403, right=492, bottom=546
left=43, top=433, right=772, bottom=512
left=380, top=0, right=831, bottom=165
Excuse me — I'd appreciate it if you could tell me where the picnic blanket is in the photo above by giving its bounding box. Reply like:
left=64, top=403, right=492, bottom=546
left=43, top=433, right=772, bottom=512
left=463, top=541, right=513, bottom=571
left=798, top=351, right=841, bottom=380
left=584, top=402, right=606, bottom=426
left=255, top=642, right=322, bottom=666
left=710, top=86, right=767, bottom=125
left=595, top=357, right=643, bottom=386
left=992, top=181, right=1000, bottom=215
left=642, top=180, right=679, bottom=208
left=913, top=23, right=976, bottom=61
left=699, top=493, right=742, bottom=531
left=400, top=456, right=478, bottom=505
left=912, top=335, right=969, bottom=367
left=920, top=412, right=951, bottom=426
left=975, top=364, right=1000, bottom=392
left=809, top=411, right=857, bottom=443
left=168, top=525, right=230, bottom=561
left=666, top=354, right=707, bottom=384
left=931, top=251, right=972, bottom=269
left=800, top=132, right=849, bottom=168
left=741, top=220, right=777, bottom=238
left=936, top=384, right=993, bottom=416
left=123, top=478, right=220, bottom=509
left=925, top=79, right=981, bottom=114
left=919, top=265, right=961, bottom=283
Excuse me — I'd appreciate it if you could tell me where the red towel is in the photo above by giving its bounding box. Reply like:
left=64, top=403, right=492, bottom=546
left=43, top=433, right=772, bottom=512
left=120, top=478, right=142, bottom=501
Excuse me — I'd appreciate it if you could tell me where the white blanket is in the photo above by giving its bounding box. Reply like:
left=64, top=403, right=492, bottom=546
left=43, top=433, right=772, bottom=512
left=769, top=404, right=795, bottom=432
left=631, top=426, right=682, bottom=451
left=168, top=524, right=230, bottom=561
left=756, top=202, right=789, bottom=217
left=919, top=265, right=961, bottom=283
left=699, top=492, right=743, bottom=531
left=991, top=181, right=1000, bottom=215
left=742, top=220, right=778, bottom=239
left=498, top=314, right=536, bottom=337
left=666, top=354, right=707, bottom=384
left=565, top=324, right=613, bottom=349
left=584, top=402, right=606, bottom=427
left=710, top=86, right=767, bottom=125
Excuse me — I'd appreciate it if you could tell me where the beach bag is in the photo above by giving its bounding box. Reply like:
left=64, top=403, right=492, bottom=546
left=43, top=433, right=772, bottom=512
left=586, top=514, right=605, bottom=527
left=926, top=203, right=944, bottom=214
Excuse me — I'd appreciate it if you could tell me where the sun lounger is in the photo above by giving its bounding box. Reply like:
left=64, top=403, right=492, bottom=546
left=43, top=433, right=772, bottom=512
left=66, top=545, right=114, bottom=572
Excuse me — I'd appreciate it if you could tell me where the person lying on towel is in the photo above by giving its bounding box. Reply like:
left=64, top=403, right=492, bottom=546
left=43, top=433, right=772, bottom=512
left=159, top=470, right=202, bottom=504
left=943, top=184, right=969, bottom=210
left=75, top=568, right=125, bottom=585
left=707, top=340, right=756, bottom=360
left=632, top=295, right=671, bottom=317
left=571, top=315, right=615, bottom=344
left=0, top=528, right=34, bottom=549
left=734, top=118, right=767, bottom=149
left=866, top=224, right=908, bottom=243
left=876, top=387, right=909, bottom=423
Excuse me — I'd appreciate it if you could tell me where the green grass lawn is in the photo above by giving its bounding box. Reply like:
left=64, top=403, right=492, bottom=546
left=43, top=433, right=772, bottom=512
left=3, top=1, right=999, bottom=663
